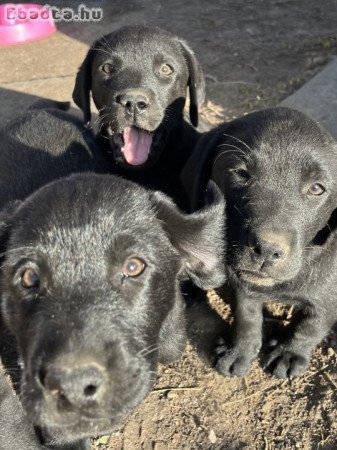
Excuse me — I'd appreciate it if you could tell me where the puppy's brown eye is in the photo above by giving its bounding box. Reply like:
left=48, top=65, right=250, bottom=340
left=122, top=258, right=145, bottom=278
left=307, top=183, right=325, bottom=196
left=101, top=63, right=113, bottom=74
left=21, top=268, right=40, bottom=289
left=159, top=63, right=173, bottom=76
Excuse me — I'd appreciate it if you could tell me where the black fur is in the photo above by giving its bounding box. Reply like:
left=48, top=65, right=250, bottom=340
left=182, top=107, right=337, bottom=379
left=72, top=25, right=205, bottom=202
left=0, top=100, right=106, bottom=209
left=0, top=102, right=226, bottom=448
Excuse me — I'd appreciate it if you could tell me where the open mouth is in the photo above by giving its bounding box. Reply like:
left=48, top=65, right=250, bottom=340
left=110, top=126, right=153, bottom=166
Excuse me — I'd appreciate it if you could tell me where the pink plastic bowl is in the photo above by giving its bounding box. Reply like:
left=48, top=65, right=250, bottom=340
left=0, top=3, right=56, bottom=46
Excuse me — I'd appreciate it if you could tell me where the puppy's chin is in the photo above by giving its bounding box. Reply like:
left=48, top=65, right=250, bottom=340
left=235, top=266, right=301, bottom=289
left=239, top=270, right=276, bottom=287
left=37, top=416, right=121, bottom=445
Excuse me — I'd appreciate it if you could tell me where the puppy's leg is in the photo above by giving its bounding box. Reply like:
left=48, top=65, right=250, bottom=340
left=263, top=304, right=331, bottom=379
left=215, top=294, right=263, bottom=377
left=158, top=296, right=187, bottom=364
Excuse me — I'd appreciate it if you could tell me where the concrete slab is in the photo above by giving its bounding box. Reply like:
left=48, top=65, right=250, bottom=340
left=0, top=32, right=87, bottom=85
left=282, top=58, right=337, bottom=138
left=0, top=30, right=88, bottom=124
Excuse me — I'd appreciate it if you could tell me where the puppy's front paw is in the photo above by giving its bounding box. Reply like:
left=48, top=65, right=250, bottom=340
left=214, top=338, right=256, bottom=377
left=263, top=343, right=310, bottom=379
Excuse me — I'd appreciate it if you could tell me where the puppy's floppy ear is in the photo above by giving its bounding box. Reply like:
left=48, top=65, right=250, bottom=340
left=72, top=46, right=95, bottom=125
left=181, top=128, right=221, bottom=212
left=177, top=39, right=206, bottom=128
left=151, top=181, right=226, bottom=290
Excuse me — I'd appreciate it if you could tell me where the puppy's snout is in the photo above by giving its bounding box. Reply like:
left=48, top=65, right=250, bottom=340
left=117, top=89, right=150, bottom=115
left=247, top=232, right=290, bottom=268
left=43, top=362, right=107, bottom=409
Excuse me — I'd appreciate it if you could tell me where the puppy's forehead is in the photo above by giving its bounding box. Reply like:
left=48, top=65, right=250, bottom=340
left=97, top=26, right=182, bottom=60
left=221, top=108, right=337, bottom=174
left=11, top=175, right=162, bottom=251
left=254, top=122, right=336, bottom=174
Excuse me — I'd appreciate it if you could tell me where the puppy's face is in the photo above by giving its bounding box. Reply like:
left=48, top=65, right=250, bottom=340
left=73, top=25, right=205, bottom=169
left=210, top=109, right=337, bottom=288
left=0, top=174, right=225, bottom=443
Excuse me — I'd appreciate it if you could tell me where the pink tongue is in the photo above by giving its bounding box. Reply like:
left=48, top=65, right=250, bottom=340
left=122, top=127, right=152, bottom=165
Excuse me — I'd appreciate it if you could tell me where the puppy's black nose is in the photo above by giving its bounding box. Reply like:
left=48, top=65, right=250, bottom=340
left=247, top=232, right=289, bottom=268
left=117, top=90, right=150, bottom=115
left=43, top=363, right=107, bottom=409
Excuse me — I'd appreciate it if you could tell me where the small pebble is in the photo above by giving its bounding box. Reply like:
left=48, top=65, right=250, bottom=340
left=209, top=429, right=217, bottom=444
left=167, top=391, right=178, bottom=399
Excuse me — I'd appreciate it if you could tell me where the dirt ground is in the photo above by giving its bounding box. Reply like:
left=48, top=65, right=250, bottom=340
left=2, top=1, right=337, bottom=449
left=92, top=294, right=337, bottom=450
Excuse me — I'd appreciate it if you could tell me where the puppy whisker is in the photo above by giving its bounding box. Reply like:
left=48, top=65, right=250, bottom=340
left=138, top=344, right=159, bottom=358
left=233, top=204, right=245, bottom=218
left=222, top=132, right=253, bottom=153
left=216, top=143, right=246, bottom=157
left=213, top=146, right=247, bottom=166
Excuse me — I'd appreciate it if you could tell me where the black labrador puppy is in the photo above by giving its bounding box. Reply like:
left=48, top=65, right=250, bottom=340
left=72, top=24, right=205, bottom=202
left=1, top=174, right=225, bottom=449
left=0, top=102, right=225, bottom=448
left=182, top=107, right=337, bottom=379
